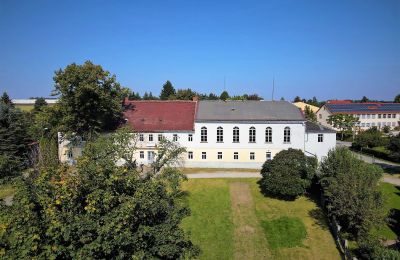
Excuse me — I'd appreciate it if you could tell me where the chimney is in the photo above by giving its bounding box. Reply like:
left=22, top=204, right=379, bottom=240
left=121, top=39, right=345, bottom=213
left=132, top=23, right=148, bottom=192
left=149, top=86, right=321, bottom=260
left=192, top=96, right=199, bottom=102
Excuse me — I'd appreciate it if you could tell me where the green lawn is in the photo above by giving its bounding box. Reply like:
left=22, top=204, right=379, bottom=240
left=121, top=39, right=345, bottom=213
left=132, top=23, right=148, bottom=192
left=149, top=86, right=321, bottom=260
left=181, top=179, right=340, bottom=260
left=375, top=182, right=400, bottom=240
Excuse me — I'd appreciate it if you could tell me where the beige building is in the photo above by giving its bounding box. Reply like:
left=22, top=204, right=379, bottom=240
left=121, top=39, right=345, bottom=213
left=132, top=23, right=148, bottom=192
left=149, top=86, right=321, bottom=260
left=293, top=102, right=319, bottom=113
left=317, top=100, right=400, bottom=131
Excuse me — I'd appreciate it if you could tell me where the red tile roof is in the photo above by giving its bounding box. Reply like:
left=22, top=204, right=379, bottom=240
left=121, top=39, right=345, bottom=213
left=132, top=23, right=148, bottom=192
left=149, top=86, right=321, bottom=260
left=123, top=100, right=196, bottom=132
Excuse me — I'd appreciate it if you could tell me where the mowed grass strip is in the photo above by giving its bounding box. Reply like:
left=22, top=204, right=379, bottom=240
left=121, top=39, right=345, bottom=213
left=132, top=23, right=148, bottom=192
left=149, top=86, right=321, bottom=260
left=261, top=216, right=307, bottom=249
left=229, top=182, right=270, bottom=259
left=181, top=179, right=234, bottom=260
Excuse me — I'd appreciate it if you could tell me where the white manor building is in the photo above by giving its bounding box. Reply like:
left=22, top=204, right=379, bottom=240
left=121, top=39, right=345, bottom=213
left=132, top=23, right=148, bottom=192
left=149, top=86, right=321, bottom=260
left=59, top=99, right=336, bottom=169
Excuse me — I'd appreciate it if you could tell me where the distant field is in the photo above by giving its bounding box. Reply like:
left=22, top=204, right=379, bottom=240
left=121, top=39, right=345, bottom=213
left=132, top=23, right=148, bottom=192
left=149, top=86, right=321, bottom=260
left=181, top=179, right=340, bottom=260
left=15, top=104, right=34, bottom=111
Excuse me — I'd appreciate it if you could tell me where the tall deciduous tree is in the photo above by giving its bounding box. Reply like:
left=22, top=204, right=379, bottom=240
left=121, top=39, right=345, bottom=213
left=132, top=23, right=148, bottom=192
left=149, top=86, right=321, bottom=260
left=0, top=128, right=199, bottom=258
left=259, top=149, right=317, bottom=199
left=52, top=61, right=123, bottom=139
left=327, top=113, right=358, bottom=140
left=160, top=81, right=176, bottom=100
left=318, top=148, right=385, bottom=238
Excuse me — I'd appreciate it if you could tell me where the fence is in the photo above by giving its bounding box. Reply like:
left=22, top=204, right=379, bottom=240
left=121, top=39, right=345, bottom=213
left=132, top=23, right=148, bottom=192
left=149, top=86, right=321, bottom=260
left=320, top=193, right=357, bottom=260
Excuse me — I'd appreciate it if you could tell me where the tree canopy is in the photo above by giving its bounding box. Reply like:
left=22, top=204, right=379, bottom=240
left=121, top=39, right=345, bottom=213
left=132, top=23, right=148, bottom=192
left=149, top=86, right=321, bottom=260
left=259, top=149, right=317, bottom=199
left=160, top=81, right=176, bottom=100
left=0, top=98, right=31, bottom=179
left=0, top=128, right=199, bottom=259
left=52, top=61, right=124, bottom=139
left=394, top=94, right=400, bottom=103
left=327, top=113, right=358, bottom=140
left=219, top=91, right=230, bottom=101
left=318, top=148, right=385, bottom=238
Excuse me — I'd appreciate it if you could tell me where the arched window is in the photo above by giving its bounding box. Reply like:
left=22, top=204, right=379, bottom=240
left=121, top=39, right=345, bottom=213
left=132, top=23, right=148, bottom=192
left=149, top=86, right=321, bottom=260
left=233, top=126, right=239, bottom=143
left=217, top=126, right=223, bottom=142
left=284, top=127, right=291, bottom=143
left=201, top=127, right=207, bottom=142
left=265, top=127, right=272, bottom=143
left=249, top=126, right=256, bottom=143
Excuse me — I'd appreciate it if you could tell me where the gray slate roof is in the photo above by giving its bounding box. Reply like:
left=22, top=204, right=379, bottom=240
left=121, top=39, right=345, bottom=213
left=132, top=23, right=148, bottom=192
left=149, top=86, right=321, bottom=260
left=196, top=101, right=305, bottom=121
left=305, top=121, right=336, bottom=133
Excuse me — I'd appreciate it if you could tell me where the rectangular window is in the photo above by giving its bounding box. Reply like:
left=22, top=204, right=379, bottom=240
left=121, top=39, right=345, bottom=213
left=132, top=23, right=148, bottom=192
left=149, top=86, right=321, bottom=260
left=139, top=134, right=144, bottom=141
left=318, top=134, right=323, bottom=142
left=367, top=114, right=370, bottom=119
left=319, top=114, right=322, bottom=119
left=188, top=134, right=193, bottom=142
left=149, top=134, right=153, bottom=142
left=372, top=122, right=376, bottom=126
left=250, top=152, right=255, bottom=160
left=378, top=114, right=382, bottom=119
left=392, top=122, right=396, bottom=126
left=202, top=152, right=206, bottom=160
left=234, top=152, right=239, bottom=160
left=67, top=150, right=73, bottom=159
left=372, top=114, right=375, bottom=119
left=383, top=114, right=387, bottom=118
left=266, top=152, right=272, bottom=161
left=188, top=151, right=193, bottom=159
left=361, top=123, right=365, bottom=127
left=173, top=134, right=178, bottom=142
left=378, top=122, right=381, bottom=127
left=366, top=123, right=370, bottom=127
left=388, top=114, right=392, bottom=118
left=217, top=152, right=222, bottom=160
left=140, top=151, right=144, bottom=159
left=392, top=114, right=396, bottom=118
left=362, top=114, right=366, bottom=119
left=158, top=134, right=163, bottom=141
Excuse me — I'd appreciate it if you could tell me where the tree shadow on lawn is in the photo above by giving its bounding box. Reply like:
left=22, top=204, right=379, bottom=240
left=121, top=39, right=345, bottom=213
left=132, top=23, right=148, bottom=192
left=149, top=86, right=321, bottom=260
left=308, top=208, right=330, bottom=231
left=388, top=208, right=400, bottom=238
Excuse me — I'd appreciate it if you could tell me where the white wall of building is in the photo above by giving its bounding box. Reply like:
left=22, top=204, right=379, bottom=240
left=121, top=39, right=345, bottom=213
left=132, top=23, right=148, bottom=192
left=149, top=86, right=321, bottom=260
left=305, top=132, right=336, bottom=161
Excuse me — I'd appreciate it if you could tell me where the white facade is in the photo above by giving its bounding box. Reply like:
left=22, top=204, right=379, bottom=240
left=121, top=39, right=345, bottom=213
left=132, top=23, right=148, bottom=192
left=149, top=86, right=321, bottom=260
left=131, top=121, right=335, bottom=169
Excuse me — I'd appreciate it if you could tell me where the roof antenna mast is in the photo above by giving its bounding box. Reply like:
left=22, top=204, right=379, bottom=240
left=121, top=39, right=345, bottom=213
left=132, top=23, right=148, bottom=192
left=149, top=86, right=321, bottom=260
left=272, top=75, right=275, bottom=101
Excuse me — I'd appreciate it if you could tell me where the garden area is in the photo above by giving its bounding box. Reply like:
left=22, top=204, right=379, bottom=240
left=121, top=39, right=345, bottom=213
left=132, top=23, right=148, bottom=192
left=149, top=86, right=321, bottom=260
left=375, top=182, right=400, bottom=240
left=181, top=178, right=340, bottom=260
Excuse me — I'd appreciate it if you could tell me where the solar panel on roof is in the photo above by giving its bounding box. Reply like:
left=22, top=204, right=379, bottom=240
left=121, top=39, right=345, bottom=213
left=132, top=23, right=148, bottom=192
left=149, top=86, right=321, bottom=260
left=327, top=103, right=400, bottom=113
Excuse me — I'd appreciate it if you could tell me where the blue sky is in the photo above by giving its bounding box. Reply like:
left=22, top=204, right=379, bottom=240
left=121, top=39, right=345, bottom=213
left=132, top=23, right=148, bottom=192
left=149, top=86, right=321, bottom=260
left=0, top=0, right=399, bottom=101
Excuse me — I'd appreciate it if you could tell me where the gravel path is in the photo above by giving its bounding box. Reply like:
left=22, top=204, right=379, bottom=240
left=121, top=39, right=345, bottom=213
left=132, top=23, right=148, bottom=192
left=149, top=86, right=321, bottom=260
left=383, top=176, right=400, bottom=186
left=186, top=172, right=261, bottom=179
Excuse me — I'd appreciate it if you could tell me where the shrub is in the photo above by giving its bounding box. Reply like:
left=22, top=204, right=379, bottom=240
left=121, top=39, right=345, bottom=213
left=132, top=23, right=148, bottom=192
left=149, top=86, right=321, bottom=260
left=387, top=134, right=400, bottom=162
left=318, top=148, right=385, bottom=238
left=352, top=127, right=385, bottom=149
left=259, top=149, right=317, bottom=199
